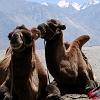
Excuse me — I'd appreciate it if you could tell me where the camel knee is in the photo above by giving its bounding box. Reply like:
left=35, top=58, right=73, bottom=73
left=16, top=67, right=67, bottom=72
left=46, top=82, right=61, bottom=99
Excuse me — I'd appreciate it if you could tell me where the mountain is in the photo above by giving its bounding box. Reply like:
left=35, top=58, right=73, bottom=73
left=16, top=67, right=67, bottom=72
left=71, top=3, right=100, bottom=45
left=0, top=0, right=100, bottom=49
left=0, top=0, right=77, bottom=49
left=57, top=0, right=100, bottom=10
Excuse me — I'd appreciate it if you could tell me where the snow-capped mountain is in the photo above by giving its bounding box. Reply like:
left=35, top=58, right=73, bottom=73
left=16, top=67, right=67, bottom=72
left=0, top=0, right=100, bottom=49
left=57, top=0, right=100, bottom=10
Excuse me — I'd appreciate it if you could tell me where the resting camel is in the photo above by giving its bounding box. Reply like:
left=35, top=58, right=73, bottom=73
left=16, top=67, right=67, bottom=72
left=0, top=25, right=47, bottom=100
left=37, top=19, right=98, bottom=99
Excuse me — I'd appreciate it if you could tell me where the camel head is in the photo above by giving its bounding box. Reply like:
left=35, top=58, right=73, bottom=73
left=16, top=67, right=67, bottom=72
left=8, top=25, right=40, bottom=51
left=37, top=19, right=66, bottom=41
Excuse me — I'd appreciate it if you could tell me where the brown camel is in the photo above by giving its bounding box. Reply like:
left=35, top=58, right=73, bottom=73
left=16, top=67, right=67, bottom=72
left=37, top=19, right=98, bottom=100
left=0, top=25, right=47, bottom=100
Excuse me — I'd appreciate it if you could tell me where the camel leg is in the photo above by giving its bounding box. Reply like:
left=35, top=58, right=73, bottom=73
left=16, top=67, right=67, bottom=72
left=0, top=84, right=11, bottom=100
left=0, top=69, right=12, bottom=100
left=35, top=55, right=47, bottom=100
left=79, top=70, right=97, bottom=93
left=37, top=78, right=47, bottom=100
left=45, top=80, right=63, bottom=100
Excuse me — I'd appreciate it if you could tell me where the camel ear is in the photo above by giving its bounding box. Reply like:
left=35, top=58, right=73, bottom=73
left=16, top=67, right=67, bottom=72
left=58, top=25, right=66, bottom=30
left=31, top=28, right=41, bottom=40
left=8, top=32, right=13, bottom=40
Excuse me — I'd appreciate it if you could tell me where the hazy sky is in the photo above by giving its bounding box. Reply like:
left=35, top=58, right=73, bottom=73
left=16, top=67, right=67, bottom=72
left=26, top=0, right=58, bottom=4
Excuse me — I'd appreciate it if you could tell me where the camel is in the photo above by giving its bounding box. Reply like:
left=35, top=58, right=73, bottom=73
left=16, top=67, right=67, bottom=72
left=37, top=19, right=98, bottom=99
left=0, top=25, right=47, bottom=100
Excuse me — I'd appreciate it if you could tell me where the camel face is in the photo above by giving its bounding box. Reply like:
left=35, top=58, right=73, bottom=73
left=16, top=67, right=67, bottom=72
left=8, top=30, right=24, bottom=50
left=37, top=19, right=66, bottom=41
left=8, top=25, right=40, bottom=51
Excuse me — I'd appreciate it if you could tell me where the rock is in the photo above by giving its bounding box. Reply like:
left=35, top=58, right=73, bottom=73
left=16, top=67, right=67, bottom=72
left=61, top=94, right=88, bottom=100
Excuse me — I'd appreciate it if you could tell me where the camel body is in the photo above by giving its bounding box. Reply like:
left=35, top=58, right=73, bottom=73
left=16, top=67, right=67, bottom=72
left=0, top=26, right=47, bottom=100
left=37, top=19, right=97, bottom=97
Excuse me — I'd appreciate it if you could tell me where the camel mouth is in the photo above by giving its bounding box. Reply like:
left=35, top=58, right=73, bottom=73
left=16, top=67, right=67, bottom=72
left=10, top=42, right=23, bottom=50
left=11, top=44, right=22, bottom=50
left=37, top=23, right=47, bottom=38
left=9, top=31, right=24, bottom=50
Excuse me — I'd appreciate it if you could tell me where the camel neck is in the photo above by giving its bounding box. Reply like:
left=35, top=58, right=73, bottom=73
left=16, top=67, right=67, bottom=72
left=45, top=33, right=65, bottom=75
left=7, top=46, right=35, bottom=100
left=11, top=46, right=33, bottom=80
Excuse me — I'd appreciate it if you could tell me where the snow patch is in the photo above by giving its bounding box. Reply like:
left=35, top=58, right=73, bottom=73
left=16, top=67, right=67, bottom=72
left=72, top=2, right=81, bottom=11
left=57, top=0, right=100, bottom=10
left=41, top=2, right=48, bottom=6
left=57, top=0, right=69, bottom=8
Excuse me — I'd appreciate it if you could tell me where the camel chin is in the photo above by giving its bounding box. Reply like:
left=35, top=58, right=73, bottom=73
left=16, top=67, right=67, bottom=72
left=11, top=43, right=23, bottom=50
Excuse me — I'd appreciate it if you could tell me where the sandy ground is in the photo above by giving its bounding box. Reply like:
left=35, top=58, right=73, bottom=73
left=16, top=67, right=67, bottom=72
left=0, top=46, right=100, bottom=100
left=83, top=46, right=100, bottom=82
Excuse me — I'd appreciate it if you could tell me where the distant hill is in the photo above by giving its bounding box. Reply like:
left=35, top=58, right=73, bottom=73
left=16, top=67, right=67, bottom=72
left=0, top=0, right=100, bottom=49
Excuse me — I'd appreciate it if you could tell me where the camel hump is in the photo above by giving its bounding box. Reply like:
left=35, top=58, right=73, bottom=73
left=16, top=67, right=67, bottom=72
left=72, top=35, right=90, bottom=49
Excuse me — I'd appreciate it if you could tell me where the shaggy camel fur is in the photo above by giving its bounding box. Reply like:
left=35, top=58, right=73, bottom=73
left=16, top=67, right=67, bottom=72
left=37, top=19, right=98, bottom=99
left=0, top=47, right=11, bottom=85
left=0, top=25, right=47, bottom=100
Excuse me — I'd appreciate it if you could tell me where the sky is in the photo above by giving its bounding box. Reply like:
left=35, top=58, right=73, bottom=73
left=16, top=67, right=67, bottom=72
left=26, top=0, right=100, bottom=5
left=26, top=0, right=59, bottom=4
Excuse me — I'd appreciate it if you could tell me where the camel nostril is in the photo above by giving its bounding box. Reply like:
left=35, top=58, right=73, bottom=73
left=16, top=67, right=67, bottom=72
left=10, top=34, right=20, bottom=43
